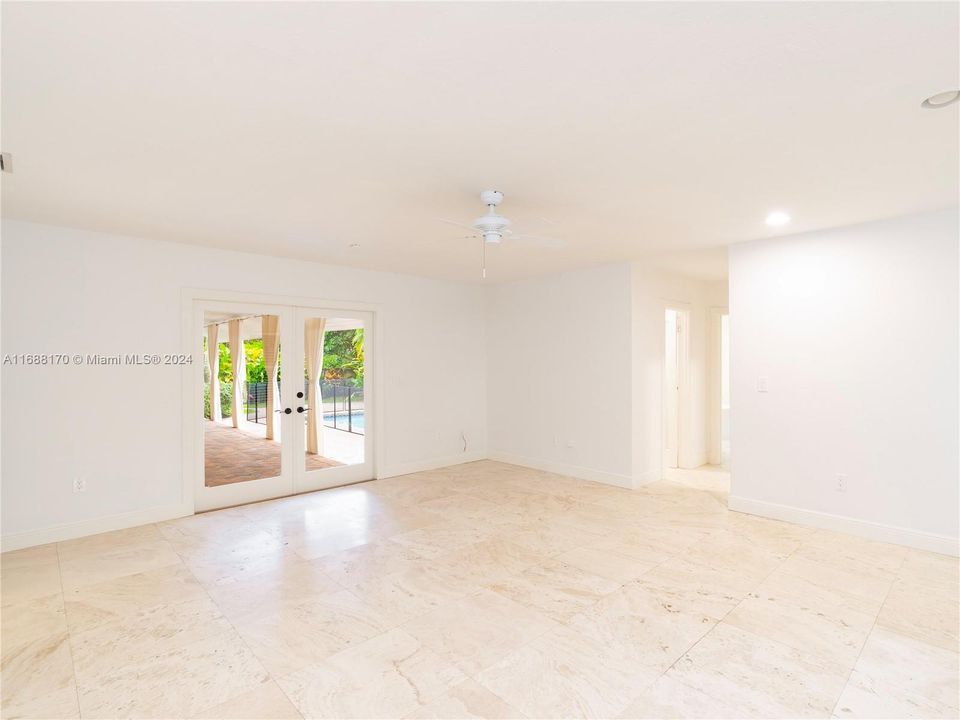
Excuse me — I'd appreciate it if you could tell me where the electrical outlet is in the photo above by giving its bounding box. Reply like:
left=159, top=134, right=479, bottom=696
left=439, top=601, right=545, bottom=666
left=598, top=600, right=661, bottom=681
left=757, top=376, right=769, bottom=393
left=836, top=474, right=847, bottom=493
left=73, top=478, right=87, bottom=493
left=564, top=439, right=575, bottom=449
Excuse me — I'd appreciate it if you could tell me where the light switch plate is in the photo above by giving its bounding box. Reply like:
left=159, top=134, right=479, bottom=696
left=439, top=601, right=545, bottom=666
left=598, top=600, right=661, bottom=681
left=757, top=376, right=769, bottom=392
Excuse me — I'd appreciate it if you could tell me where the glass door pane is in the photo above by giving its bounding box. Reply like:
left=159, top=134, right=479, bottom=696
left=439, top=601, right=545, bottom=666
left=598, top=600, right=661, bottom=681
left=302, top=315, right=365, bottom=471
left=198, top=304, right=294, bottom=511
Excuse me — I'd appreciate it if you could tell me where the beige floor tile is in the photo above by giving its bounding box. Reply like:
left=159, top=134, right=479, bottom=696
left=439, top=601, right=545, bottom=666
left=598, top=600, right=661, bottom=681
left=587, top=522, right=709, bottom=565
left=315, top=538, right=432, bottom=587
left=476, top=622, right=648, bottom=719
left=0, top=544, right=59, bottom=571
left=876, top=578, right=960, bottom=652
left=833, top=628, right=959, bottom=719
left=191, top=680, right=303, bottom=719
left=56, top=524, right=165, bottom=561
left=77, top=631, right=268, bottom=719
left=0, top=557, right=63, bottom=606
left=204, top=557, right=344, bottom=623
left=0, top=629, right=76, bottom=719
left=432, top=537, right=550, bottom=586
left=617, top=674, right=751, bottom=719
left=725, top=571, right=878, bottom=666
left=59, top=542, right=183, bottom=592
left=498, top=520, right=606, bottom=557
left=1, top=593, right=67, bottom=652
left=403, top=589, right=559, bottom=675
left=897, top=549, right=960, bottom=599
left=3, top=463, right=947, bottom=720
left=404, top=678, right=525, bottom=719
left=797, top=531, right=907, bottom=577
left=347, top=563, right=482, bottom=625
left=667, top=623, right=849, bottom=719
left=635, top=555, right=758, bottom=620
left=682, top=529, right=792, bottom=581
left=1, top=684, right=80, bottom=720
left=556, top=546, right=658, bottom=584
left=64, top=563, right=209, bottom=632
left=236, top=589, right=392, bottom=676
left=70, top=595, right=233, bottom=682
left=773, top=554, right=894, bottom=615
left=487, top=559, right=620, bottom=623
left=391, top=520, right=503, bottom=560
left=276, top=628, right=466, bottom=719
left=567, top=582, right=718, bottom=678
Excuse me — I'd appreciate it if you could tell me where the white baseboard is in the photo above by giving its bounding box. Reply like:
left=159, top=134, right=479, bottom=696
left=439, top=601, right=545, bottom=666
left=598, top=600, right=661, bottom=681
left=378, top=451, right=487, bottom=480
left=728, top=495, right=959, bottom=557
left=1, top=502, right=193, bottom=553
left=488, top=451, right=636, bottom=489
left=633, top=468, right=662, bottom=486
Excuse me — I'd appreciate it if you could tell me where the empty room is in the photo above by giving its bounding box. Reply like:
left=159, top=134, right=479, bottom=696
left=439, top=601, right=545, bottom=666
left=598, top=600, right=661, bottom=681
left=1, top=2, right=958, bottom=720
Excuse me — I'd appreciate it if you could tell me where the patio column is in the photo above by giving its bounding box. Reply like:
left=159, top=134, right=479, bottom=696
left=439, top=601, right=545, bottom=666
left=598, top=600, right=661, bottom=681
left=261, top=315, right=280, bottom=440
left=228, top=318, right=245, bottom=429
left=304, top=317, right=326, bottom=455
left=206, top=324, right=221, bottom=421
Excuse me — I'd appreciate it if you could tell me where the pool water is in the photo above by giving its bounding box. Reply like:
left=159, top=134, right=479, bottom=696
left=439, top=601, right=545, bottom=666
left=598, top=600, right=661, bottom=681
left=324, top=411, right=364, bottom=431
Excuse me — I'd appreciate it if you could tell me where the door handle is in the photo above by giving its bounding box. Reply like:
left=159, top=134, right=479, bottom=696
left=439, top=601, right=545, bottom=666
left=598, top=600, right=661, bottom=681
left=283, top=408, right=292, bottom=415
left=296, top=406, right=308, bottom=413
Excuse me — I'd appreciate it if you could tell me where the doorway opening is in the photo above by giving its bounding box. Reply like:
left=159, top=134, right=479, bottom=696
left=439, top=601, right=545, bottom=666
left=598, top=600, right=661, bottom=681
left=662, top=307, right=690, bottom=472
left=194, top=299, right=374, bottom=512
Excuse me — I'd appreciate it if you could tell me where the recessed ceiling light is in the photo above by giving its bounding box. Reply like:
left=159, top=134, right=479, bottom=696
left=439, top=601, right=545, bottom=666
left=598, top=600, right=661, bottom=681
left=765, top=211, right=790, bottom=227
left=349, top=243, right=360, bottom=249
left=921, top=90, right=960, bottom=109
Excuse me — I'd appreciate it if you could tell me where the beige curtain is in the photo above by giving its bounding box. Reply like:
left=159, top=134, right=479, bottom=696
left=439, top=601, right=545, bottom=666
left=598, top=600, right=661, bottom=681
left=261, top=315, right=280, bottom=441
left=206, top=324, right=221, bottom=421
left=305, top=317, right=326, bottom=455
left=228, top=319, right=244, bottom=429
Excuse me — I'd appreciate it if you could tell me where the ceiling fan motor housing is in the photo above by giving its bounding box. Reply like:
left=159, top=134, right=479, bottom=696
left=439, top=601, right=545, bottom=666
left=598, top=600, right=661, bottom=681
left=474, top=211, right=511, bottom=243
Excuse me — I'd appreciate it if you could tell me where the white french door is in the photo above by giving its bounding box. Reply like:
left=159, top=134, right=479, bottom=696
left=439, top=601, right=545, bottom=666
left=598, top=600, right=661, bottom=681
left=291, top=306, right=374, bottom=494
left=194, top=299, right=374, bottom=512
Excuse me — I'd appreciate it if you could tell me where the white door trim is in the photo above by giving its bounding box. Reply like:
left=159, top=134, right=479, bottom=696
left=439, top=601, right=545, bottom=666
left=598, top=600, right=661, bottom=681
left=179, top=288, right=383, bottom=515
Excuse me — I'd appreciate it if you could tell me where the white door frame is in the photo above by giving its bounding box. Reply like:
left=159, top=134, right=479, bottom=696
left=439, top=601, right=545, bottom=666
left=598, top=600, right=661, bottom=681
left=180, top=288, right=382, bottom=514
left=661, top=302, right=691, bottom=475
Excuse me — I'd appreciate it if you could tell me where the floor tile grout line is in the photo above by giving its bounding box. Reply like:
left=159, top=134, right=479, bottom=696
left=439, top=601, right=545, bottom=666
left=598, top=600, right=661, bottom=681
left=645, top=536, right=809, bottom=712
left=55, top=538, right=85, bottom=719
left=828, top=565, right=900, bottom=718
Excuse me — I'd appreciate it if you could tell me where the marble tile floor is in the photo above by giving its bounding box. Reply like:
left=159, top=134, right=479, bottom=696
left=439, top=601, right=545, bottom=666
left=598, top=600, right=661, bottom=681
left=1, top=461, right=957, bottom=719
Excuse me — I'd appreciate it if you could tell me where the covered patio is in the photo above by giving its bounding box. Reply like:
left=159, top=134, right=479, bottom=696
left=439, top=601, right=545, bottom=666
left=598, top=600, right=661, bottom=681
left=203, top=311, right=365, bottom=487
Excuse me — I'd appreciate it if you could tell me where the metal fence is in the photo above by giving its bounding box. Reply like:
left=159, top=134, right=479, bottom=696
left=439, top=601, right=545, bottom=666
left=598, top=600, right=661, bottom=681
left=246, top=380, right=364, bottom=435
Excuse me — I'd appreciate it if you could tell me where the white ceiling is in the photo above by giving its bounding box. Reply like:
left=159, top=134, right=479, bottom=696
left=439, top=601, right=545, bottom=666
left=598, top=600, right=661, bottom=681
left=2, top=2, right=957, bottom=282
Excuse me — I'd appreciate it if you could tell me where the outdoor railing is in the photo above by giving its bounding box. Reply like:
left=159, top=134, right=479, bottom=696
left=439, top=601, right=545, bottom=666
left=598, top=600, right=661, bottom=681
left=246, top=380, right=364, bottom=435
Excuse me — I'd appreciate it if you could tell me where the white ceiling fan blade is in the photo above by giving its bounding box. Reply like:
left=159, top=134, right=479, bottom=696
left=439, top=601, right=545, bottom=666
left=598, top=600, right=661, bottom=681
left=508, top=233, right=566, bottom=249
left=437, top=218, right=477, bottom=232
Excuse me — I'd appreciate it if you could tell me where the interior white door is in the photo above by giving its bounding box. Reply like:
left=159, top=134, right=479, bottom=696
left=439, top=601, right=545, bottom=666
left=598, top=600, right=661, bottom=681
left=292, top=306, right=375, bottom=493
left=196, top=300, right=296, bottom=511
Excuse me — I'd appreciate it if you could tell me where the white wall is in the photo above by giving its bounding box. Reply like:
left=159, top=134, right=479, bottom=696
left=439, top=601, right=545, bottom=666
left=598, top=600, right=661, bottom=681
left=729, top=209, right=959, bottom=554
left=486, top=264, right=635, bottom=487
left=1, top=221, right=487, bottom=546
left=630, top=264, right=727, bottom=484
left=486, top=261, right=726, bottom=489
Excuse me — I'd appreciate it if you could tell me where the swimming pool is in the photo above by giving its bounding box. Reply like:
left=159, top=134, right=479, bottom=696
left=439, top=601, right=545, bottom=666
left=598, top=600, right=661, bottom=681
left=324, top=411, right=364, bottom=432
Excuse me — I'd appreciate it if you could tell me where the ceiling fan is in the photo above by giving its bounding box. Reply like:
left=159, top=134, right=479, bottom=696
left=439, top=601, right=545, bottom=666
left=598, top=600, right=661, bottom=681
left=439, top=190, right=564, bottom=279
